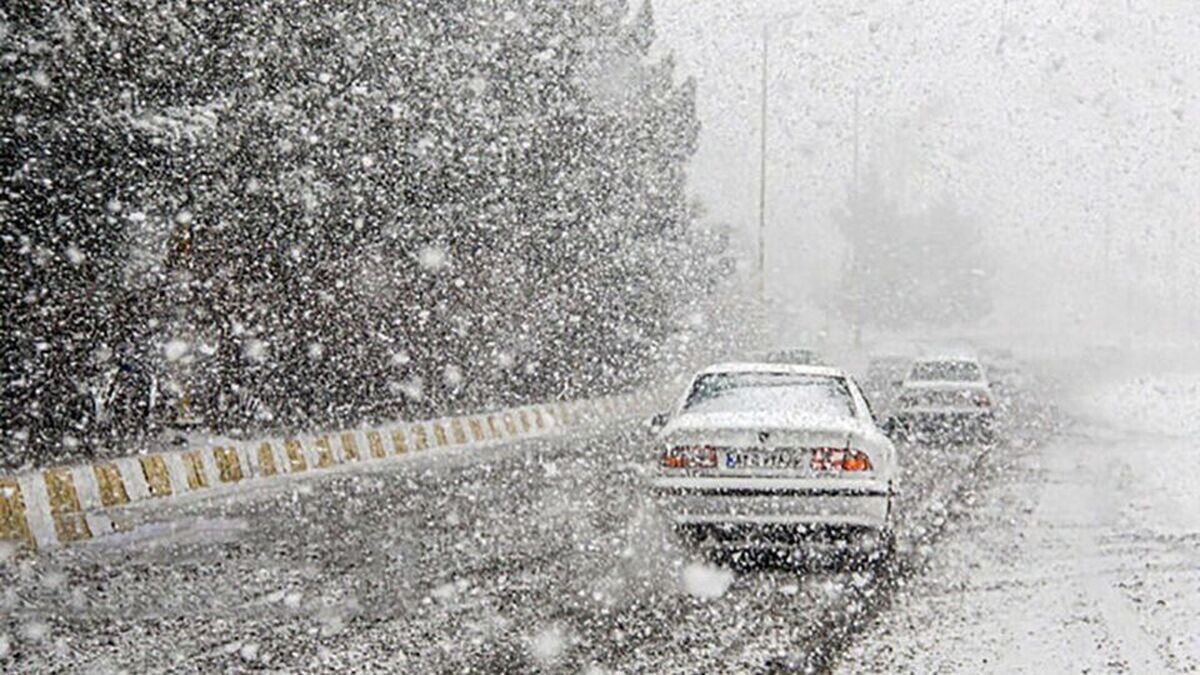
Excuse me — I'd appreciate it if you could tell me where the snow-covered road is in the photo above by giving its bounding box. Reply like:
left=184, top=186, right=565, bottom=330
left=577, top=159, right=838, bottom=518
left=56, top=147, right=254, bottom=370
left=844, top=370, right=1200, bottom=674
left=1, top=369, right=1048, bottom=672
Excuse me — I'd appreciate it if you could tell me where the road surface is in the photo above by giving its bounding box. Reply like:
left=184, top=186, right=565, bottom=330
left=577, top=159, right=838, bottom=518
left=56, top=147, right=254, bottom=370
left=2, top=370, right=1049, bottom=673
left=843, top=369, right=1200, bottom=674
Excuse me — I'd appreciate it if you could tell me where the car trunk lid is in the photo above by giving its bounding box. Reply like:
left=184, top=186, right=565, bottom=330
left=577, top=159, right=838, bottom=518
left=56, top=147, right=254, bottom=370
left=659, top=415, right=870, bottom=478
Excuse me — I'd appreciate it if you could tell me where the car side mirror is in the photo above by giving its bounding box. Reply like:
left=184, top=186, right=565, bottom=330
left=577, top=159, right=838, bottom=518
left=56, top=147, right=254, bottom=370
left=881, top=416, right=897, bottom=437
left=647, top=412, right=669, bottom=434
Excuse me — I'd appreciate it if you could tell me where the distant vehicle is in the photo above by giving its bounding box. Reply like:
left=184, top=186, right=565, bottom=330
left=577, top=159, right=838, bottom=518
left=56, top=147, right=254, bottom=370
left=889, top=355, right=995, bottom=443
left=647, top=362, right=898, bottom=564
left=755, top=348, right=826, bottom=366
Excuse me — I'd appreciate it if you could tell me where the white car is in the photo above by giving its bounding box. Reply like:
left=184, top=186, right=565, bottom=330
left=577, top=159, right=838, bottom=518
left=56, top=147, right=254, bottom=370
left=889, top=355, right=996, bottom=442
left=648, top=363, right=898, bottom=560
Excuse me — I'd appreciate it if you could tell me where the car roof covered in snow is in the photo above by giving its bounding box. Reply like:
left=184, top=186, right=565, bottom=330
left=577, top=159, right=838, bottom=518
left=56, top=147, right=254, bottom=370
left=912, top=353, right=981, bottom=364
left=696, top=362, right=847, bottom=379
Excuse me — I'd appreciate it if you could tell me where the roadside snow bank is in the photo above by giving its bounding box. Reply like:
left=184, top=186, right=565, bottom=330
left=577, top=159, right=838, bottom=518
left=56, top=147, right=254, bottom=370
left=1070, top=372, right=1200, bottom=438
left=1068, top=372, right=1200, bottom=536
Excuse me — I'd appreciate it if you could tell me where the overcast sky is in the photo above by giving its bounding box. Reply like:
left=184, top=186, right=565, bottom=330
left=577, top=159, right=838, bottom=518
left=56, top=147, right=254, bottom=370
left=653, top=0, right=1200, bottom=338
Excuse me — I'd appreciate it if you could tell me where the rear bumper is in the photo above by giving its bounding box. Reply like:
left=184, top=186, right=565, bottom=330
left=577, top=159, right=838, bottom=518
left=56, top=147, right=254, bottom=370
left=650, top=477, right=892, bottom=532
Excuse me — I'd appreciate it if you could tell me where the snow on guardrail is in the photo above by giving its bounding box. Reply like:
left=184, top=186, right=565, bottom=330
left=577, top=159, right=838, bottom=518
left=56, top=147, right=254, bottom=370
left=0, top=391, right=656, bottom=552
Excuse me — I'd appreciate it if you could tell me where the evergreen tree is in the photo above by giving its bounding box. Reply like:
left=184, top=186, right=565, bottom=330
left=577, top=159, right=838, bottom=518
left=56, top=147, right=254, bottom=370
left=1, top=0, right=707, bottom=464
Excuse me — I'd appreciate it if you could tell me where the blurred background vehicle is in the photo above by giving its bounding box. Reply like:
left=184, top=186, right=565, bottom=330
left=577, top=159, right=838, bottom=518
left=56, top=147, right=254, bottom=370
left=752, top=348, right=827, bottom=366
left=888, top=354, right=996, bottom=443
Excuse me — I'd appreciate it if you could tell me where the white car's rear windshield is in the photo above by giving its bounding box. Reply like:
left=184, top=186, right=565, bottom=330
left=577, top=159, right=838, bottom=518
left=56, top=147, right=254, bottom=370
left=910, top=360, right=983, bottom=382
left=682, top=372, right=855, bottom=417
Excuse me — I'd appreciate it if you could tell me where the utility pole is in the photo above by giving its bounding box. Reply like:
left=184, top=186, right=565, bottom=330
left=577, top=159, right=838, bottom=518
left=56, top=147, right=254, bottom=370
left=853, top=86, right=860, bottom=197
left=852, top=84, right=863, bottom=348
left=757, top=23, right=769, bottom=309
left=747, top=8, right=868, bottom=345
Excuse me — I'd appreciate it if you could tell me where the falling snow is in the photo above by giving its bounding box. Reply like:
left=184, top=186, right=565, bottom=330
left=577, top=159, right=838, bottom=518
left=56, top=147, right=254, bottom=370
left=2, top=1, right=1200, bottom=673
left=163, top=339, right=190, bottom=363
left=681, top=562, right=734, bottom=600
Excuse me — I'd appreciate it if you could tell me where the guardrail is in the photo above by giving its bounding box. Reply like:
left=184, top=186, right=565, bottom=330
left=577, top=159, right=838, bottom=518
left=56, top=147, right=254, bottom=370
left=0, top=391, right=653, bottom=551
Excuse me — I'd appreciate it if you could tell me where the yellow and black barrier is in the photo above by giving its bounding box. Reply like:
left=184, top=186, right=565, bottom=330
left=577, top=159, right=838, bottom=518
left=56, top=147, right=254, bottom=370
left=0, top=391, right=656, bottom=552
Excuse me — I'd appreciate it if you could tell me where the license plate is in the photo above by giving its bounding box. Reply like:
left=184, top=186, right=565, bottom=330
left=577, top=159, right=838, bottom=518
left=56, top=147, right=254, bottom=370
left=724, top=449, right=808, bottom=470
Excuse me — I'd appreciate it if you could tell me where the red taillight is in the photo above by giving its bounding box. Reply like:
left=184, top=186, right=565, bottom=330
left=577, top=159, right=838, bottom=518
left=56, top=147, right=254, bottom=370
left=811, top=447, right=873, bottom=472
left=841, top=450, right=872, bottom=471
left=662, top=445, right=718, bottom=469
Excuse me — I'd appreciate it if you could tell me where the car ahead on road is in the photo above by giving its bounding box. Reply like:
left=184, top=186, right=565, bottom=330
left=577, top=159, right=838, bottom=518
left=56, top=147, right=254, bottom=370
left=888, top=355, right=996, bottom=443
left=647, top=362, right=898, bottom=564
left=756, top=348, right=826, bottom=366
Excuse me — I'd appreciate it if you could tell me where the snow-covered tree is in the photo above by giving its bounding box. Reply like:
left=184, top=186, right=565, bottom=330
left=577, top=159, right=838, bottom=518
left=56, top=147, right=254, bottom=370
left=1, top=0, right=706, bottom=461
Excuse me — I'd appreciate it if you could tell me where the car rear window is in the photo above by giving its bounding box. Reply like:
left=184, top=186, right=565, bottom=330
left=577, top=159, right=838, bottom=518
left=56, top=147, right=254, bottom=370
left=909, top=360, right=983, bottom=382
left=900, top=389, right=979, bottom=407
left=682, top=372, right=855, bottom=418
